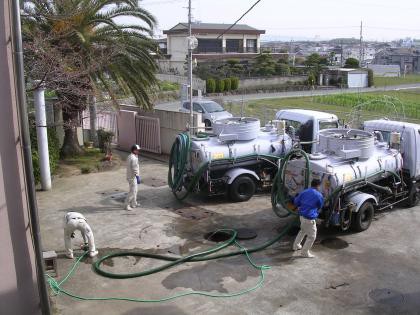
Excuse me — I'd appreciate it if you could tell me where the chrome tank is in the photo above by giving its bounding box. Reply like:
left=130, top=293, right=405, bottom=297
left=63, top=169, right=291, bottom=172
left=189, top=126, right=293, bottom=172
left=284, top=129, right=403, bottom=197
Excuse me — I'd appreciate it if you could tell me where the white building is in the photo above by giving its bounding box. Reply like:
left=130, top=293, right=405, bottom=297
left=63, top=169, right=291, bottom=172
left=159, top=22, right=266, bottom=74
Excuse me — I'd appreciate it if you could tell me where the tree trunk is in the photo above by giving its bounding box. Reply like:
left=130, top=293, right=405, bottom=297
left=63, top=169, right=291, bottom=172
left=61, top=110, right=84, bottom=157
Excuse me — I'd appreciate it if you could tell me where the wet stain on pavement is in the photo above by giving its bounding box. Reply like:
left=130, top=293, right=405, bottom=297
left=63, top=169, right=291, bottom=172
left=161, top=259, right=259, bottom=293
left=141, top=177, right=167, bottom=187
left=320, top=237, right=349, bottom=249
left=369, top=288, right=405, bottom=306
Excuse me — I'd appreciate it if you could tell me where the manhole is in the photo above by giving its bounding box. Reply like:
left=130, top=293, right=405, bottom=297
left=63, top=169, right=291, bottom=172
left=369, top=288, right=405, bottom=306
left=204, top=231, right=232, bottom=242
left=236, top=228, right=257, bottom=240
left=320, top=237, right=349, bottom=249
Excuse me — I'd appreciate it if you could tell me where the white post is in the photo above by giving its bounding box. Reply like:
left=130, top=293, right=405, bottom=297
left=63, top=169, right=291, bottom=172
left=34, top=85, right=51, bottom=190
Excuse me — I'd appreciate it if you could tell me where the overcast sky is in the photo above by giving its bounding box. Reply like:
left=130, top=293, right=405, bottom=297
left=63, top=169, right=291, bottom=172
left=140, top=0, right=420, bottom=41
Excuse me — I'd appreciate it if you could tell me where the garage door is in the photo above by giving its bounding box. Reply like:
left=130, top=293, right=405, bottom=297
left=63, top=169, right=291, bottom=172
left=348, top=73, right=368, bottom=88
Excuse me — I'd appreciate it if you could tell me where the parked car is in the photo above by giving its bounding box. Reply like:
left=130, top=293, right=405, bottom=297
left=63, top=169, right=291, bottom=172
left=181, top=100, right=233, bottom=127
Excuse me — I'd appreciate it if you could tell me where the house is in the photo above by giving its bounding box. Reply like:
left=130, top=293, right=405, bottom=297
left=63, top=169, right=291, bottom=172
left=373, top=48, right=420, bottom=74
left=159, top=22, right=266, bottom=74
left=367, top=64, right=401, bottom=77
left=321, top=68, right=369, bottom=88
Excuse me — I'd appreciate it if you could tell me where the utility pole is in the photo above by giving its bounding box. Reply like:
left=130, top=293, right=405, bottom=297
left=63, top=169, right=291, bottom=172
left=188, top=0, right=193, bottom=136
left=359, top=21, right=364, bottom=66
left=340, top=40, right=344, bottom=67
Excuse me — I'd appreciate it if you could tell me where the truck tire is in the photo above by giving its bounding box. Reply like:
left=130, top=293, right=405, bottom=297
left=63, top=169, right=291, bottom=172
left=405, top=185, right=419, bottom=208
left=351, top=201, right=374, bottom=232
left=229, top=176, right=256, bottom=202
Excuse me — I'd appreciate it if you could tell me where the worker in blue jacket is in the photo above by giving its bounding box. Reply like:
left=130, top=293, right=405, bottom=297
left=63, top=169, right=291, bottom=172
left=292, top=179, right=324, bottom=258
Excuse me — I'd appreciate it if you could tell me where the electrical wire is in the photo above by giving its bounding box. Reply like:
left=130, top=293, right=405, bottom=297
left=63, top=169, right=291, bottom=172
left=216, top=0, right=264, bottom=39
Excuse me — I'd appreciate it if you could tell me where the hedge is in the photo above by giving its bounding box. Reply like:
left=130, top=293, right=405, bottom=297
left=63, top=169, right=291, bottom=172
left=206, top=78, right=216, bottom=93
left=223, top=78, right=232, bottom=91
left=216, top=79, right=225, bottom=93
left=230, top=77, right=239, bottom=90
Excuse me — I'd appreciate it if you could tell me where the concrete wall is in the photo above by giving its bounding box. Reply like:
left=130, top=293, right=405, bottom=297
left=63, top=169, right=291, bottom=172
left=238, top=76, right=307, bottom=90
left=0, top=1, right=42, bottom=314
left=119, top=105, right=204, bottom=155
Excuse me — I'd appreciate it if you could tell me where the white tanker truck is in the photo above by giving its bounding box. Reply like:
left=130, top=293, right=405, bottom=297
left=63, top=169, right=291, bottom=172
left=273, top=123, right=420, bottom=232
left=168, top=110, right=340, bottom=202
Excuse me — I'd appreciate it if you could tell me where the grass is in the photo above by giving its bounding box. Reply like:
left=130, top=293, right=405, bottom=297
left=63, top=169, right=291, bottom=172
left=158, top=80, right=179, bottom=91
left=225, top=89, right=420, bottom=125
left=374, top=74, right=420, bottom=87
left=60, top=148, right=104, bottom=173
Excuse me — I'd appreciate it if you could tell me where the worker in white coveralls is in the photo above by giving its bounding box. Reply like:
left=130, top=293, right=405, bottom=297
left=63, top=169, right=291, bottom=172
left=292, top=179, right=324, bottom=258
left=124, top=144, right=141, bottom=211
left=64, top=212, right=98, bottom=259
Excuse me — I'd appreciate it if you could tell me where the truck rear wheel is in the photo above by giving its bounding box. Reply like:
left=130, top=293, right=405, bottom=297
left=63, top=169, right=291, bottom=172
left=229, top=176, right=256, bottom=202
left=351, top=201, right=374, bottom=232
left=405, top=185, right=419, bottom=208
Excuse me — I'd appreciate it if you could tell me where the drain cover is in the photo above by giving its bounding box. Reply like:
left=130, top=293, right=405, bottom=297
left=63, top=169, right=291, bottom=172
left=320, top=237, right=349, bottom=249
left=369, top=288, right=404, bottom=306
left=236, top=228, right=257, bottom=240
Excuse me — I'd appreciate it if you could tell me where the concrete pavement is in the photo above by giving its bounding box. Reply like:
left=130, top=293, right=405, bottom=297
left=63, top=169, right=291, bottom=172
left=37, top=154, right=420, bottom=315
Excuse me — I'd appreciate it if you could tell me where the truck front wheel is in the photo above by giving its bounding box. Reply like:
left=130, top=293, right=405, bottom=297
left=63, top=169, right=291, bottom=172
left=351, top=201, right=374, bottom=232
left=229, top=176, right=256, bottom=202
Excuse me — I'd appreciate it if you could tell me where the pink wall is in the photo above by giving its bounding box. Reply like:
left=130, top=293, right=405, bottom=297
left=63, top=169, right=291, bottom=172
left=0, top=1, right=42, bottom=313
left=117, top=110, right=137, bottom=151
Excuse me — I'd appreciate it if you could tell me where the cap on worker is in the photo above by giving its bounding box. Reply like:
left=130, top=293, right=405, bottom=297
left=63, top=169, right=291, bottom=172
left=131, top=144, right=141, bottom=152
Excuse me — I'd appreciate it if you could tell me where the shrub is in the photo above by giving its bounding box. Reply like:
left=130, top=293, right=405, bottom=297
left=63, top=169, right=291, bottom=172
left=223, top=78, right=232, bottom=91
left=307, top=73, right=316, bottom=86
left=29, top=115, right=60, bottom=184
left=216, top=79, right=225, bottom=93
left=97, top=128, right=114, bottom=153
left=367, top=69, right=374, bottom=87
left=230, top=77, right=239, bottom=90
left=206, top=78, right=216, bottom=93
left=81, top=166, right=92, bottom=174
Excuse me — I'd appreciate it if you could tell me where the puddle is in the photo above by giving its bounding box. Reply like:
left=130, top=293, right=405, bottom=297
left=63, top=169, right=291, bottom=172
left=369, top=288, right=405, bottom=306
left=320, top=237, right=349, bottom=249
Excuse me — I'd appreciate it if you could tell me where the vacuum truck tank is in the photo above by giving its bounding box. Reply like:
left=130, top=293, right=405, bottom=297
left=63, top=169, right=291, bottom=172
left=274, top=128, right=404, bottom=232
left=170, top=117, right=292, bottom=202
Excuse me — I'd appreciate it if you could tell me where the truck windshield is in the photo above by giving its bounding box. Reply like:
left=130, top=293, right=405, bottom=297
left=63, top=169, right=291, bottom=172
left=319, top=121, right=339, bottom=130
left=201, top=102, right=225, bottom=113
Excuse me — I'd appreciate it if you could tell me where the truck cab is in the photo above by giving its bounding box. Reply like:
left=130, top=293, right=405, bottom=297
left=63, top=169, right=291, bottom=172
left=276, top=109, right=339, bottom=153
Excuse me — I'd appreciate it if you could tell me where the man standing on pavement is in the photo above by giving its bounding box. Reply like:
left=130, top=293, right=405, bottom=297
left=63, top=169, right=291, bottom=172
left=292, top=179, right=324, bottom=258
left=124, top=144, right=141, bottom=211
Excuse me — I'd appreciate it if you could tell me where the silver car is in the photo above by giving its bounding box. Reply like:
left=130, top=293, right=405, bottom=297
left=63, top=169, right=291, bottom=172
left=182, top=100, right=233, bottom=127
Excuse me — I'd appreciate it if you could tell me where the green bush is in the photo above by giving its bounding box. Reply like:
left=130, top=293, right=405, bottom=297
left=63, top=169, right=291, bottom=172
left=307, top=73, right=316, bottom=86
left=367, top=69, right=374, bottom=87
left=29, top=115, right=60, bottom=184
left=206, top=78, right=216, bottom=93
left=223, top=78, right=232, bottom=91
left=216, top=79, right=225, bottom=93
left=81, top=166, right=92, bottom=174
left=230, top=77, right=239, bottom=90
left=97, top=128, right=114, bottom=153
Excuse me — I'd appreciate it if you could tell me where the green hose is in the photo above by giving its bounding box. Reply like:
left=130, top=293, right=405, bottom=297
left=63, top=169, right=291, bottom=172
left=271, top=148, right=311, bottom=218
left=47, top=223, right=296, bottom=303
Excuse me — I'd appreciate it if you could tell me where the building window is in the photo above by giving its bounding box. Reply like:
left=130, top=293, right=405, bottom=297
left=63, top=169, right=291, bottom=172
left=226, top=39, right=243, bottom=53
left=196, top=39, right=222, bottom=53
left=246, top=39, right=257, bottom=53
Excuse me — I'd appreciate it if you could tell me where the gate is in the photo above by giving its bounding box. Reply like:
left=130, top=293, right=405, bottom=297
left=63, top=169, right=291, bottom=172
left=135, top=115, right=161, bottom=154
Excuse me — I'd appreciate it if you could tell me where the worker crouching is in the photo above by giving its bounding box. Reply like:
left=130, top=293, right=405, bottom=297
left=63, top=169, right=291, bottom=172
left=64, top=212, right=98, bottom=259
left=292, top=179, right=324, bottom=258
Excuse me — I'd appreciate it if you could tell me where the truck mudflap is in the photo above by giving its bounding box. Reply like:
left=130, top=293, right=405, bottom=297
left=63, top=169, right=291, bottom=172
left=224, top=168, right=260, bottom=184
left=345, top=191, right=378, bottom=213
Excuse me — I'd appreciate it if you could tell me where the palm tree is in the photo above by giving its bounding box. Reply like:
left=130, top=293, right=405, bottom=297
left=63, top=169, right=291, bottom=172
left=22, top=0, right=159, bottom=156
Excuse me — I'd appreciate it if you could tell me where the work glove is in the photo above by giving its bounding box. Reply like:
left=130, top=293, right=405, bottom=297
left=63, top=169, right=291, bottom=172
left=136, top=175, right=141, bottom=184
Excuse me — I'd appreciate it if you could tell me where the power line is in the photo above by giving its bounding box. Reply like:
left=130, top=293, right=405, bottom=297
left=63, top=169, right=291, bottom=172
left=216, top=0, right=263, bottom=39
